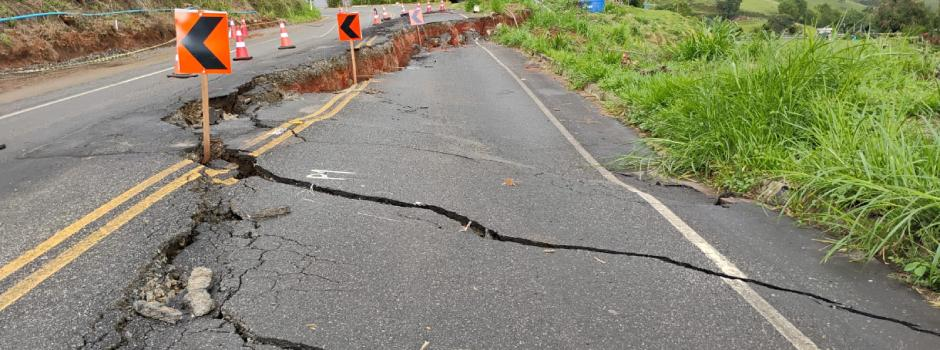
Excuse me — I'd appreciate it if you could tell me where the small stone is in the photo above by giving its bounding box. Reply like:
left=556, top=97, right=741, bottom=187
left=757, top=180, right=789, bottom=205
left=185, top=289, right=215, bottom=317
left=0, top=144, right=6, bottom=150
left=132, top=300, right=182, bottom=324
left=187, top=267, right=213, bottom=291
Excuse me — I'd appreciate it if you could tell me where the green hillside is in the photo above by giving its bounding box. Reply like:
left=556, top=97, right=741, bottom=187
left=689, top=0, right=868, bottom=17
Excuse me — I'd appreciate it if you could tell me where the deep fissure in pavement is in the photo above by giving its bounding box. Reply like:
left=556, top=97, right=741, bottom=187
left=79, top=11, right=940, bottom=346
left=85, top=14, right=528, bottom=349
left=78, top=179, right=240, bottom=349
left=221, top=150, right=940, bottom=339
left=161, top=13, right=524, bottom=131
left=227, top=313, right=326, bottom=350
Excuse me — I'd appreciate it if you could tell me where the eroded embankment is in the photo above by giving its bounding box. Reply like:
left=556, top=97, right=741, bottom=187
left=161, top=13, right=526, bottom=136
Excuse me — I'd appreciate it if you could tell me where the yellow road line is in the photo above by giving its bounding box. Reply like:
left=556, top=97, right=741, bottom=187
left=211, top=177, right=239, bottom=186
left=203, top=165, right=236, bottom=177
left=0, top=166, right=204, bottom=312
left=365, top=36, right=378, bottom=47
left=0, top=80, right=370, bottom=312
left=250, top=81, right=369, bottom=157
left=239, top=86, right=355, bottom=150
left=0, top=159, right=192, bottom=284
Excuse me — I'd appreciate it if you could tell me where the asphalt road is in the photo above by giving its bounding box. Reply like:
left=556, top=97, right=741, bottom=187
left=1, top=6, right=940, bottom=350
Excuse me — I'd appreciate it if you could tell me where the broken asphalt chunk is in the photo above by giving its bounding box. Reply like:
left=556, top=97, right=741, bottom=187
left=185, top=266, right=215, bottom=317
left=132, top=300, right=182, bottom=324
left=185, top=289, right=215, bottom=317
left=186, top=266, right=213, bottom=291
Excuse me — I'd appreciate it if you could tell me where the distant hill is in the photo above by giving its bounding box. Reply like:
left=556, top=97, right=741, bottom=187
left=689, top=0, right=870, bottom=17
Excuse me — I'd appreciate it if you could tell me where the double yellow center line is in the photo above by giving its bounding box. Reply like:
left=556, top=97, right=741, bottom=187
left=355, top=36, right=378, bottom=50
left=0, top=81, right=370, bottom=311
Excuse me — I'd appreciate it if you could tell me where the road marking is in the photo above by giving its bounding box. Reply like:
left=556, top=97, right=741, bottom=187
left=318, top=25, right=336, bottom=38
left=0, top=69, right=172, bottom=122
left=0, top=82, right=347, bottom=285
left=356, top=212, right=403, bottom=222
left=307, top=169, right=355, bottom=180
left=0, top=166, right=204, bottom=312
left=0, top=39, right=366, bottom=312
left=355, top=37, right=368, bottom=49
left=250, top=82, right=369, bottom=157
left=0, top=159, right=192, bottom=284
left=355, top=36, right=377, bottom=49
left=241, top=86, right=354, bottom=149
left=474, top=41, right=819, bottom=350
left=0, top=21, right=327, bottom=123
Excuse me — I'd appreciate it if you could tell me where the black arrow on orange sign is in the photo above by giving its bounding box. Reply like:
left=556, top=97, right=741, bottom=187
left=182, top=16, right=226, bottom=70
left=339, top=14, right=360, bottom=40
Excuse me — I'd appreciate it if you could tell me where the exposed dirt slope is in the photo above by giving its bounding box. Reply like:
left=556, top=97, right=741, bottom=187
left=0, top=15, right=174, bottom=70
left=0, top=1, right=315, bottom=71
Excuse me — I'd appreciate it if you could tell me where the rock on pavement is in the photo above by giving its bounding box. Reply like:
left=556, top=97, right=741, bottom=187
left=187, top=266, right=213, bottom=291
left=132, top=301, right=182, bottom=324
left=185, top=266, right=215, bottom=317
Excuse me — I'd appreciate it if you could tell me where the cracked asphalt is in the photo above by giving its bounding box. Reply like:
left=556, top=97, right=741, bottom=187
left=2, top=7, right=940, bottom=350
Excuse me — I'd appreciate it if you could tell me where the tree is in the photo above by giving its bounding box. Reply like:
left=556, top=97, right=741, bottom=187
left=765, top=14, right=797, bottom=33
left=813, top=4, right=840, bottom=27
left=778, top=0, right=809, bottom=23
left=716, top=0, right=742, bottom=19
left=843, top=9, right=869, bottom=30
left=872, top=0, right=928, bottom=32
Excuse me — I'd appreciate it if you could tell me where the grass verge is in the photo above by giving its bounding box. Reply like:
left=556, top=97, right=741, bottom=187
left=496, top=1, right=940, bottom=289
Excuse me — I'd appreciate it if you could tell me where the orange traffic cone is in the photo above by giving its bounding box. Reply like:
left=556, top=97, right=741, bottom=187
left=400, top=2, right=407, bottom=16
left=234, top=29, right=252, bottom=61
left=382, top=6, right=391, bottom=20
left=278, top=21, right=295, bottom=49
left=167, top=54, right=196, bottom=79
left=240, top=19, right=249, bottom=38
left=426, top=1, right=432, bottom=13
left=228, top=19, right=235, bottom=39
left=372, top=8, right=381, bottom=25
left=439, top=0, right=445, bottom=12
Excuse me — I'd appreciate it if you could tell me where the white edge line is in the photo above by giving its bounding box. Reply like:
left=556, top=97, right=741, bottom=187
left=1, top=22, right=328, bottom=123
left=318, top=25, right=336, bottom=38
left=0, top=68, right=171, bottom=122
left=474, top=39, right=819, bottom=350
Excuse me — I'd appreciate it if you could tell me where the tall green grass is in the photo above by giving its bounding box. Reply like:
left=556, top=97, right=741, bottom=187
left=496, top=2, right=940, bottom=288
left=672, top=18, right=739, bottom=60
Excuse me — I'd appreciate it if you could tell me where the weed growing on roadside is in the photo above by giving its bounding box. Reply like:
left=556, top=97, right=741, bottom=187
left=672, top=18, right=739, bottom=60
left=495, top=1, right=940, bottom=288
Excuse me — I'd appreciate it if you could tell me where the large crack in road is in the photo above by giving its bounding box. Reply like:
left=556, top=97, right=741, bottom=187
left=67, top=11, right=940, bottom=349
left=217, top=150, right=940, bottom=341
